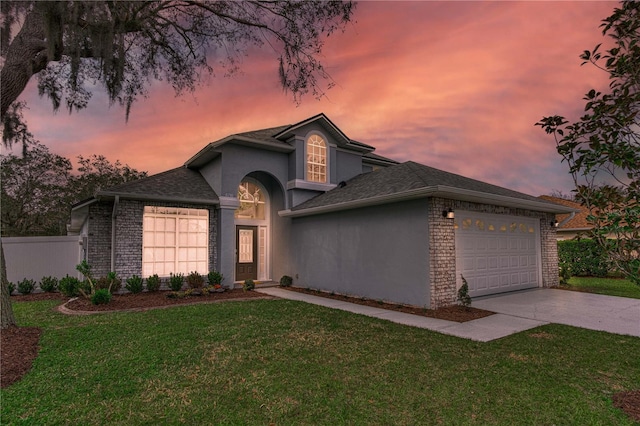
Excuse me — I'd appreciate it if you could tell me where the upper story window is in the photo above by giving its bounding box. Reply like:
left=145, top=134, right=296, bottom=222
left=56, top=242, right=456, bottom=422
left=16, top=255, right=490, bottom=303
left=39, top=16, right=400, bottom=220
left=306, top=134, right=327, bottom=183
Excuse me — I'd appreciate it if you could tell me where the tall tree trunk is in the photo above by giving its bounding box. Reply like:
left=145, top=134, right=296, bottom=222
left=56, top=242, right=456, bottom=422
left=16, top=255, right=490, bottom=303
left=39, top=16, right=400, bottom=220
left=0, top=240, right=17, bottom=329
left=0, top=7, right=48, bottom=118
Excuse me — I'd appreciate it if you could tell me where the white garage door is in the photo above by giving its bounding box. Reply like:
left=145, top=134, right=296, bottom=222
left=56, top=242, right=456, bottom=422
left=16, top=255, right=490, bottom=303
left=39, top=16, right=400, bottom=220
left=455, top=212, right=541, bottom=297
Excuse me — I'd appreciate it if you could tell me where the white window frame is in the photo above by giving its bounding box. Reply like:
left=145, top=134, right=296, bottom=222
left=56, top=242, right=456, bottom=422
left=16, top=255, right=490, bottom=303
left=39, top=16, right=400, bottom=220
left=142, top=206, right=209, bottom=277
left=305, top=133, right=328, bottom=183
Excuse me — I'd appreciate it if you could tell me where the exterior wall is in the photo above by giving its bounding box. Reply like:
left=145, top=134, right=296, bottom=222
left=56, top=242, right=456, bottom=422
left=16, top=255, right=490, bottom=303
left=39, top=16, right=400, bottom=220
left=87, top=201, right=114, bottom=277
left=335, top=150, right=365, bottom=183
left=199, top=144, right=289, bottom=205
left=88, top=199, right=217, bottom=280
left=427, top=198, right=457, bottom=308
left=291, top=199, right=430, bottom=307
left=3, top=236, right=82, bottom=284
left=426, top=197, right=559, bottom=308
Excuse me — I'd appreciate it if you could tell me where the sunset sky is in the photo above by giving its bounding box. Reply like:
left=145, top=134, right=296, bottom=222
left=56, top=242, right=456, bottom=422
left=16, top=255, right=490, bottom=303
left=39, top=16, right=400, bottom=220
left=15, top=1, right=618, bottom=196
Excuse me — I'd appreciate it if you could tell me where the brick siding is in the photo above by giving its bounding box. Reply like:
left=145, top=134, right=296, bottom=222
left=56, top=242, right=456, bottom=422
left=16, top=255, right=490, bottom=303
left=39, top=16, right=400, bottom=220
left=87, top=199, right=218, bottom=280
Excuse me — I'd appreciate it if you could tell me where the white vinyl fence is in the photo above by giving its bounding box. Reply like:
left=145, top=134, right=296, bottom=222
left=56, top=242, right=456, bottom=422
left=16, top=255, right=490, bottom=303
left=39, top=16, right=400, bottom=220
left=2, top=236, right=83, bottom=285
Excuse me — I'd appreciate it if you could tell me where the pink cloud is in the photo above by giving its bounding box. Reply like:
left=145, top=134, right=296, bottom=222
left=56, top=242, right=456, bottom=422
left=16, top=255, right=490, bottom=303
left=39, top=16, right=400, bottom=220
left=19, top=1, right=618, bottom=197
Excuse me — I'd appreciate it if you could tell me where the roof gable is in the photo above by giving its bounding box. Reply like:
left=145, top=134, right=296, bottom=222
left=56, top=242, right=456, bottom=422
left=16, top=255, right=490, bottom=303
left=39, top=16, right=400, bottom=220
left=97, top=167, right=219, bottom=205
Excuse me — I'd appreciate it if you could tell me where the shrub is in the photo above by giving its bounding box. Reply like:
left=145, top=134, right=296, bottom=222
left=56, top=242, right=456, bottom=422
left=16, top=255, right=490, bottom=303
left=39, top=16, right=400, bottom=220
left=146, top=274, right=161, bottom=292
left=103, top=272, right=123, bottom=293
left=559, top=265, right=571, bottom=286
left=59, top=275, right=81, bottom=297
left=125, top=275, right=144, bottom=294
left=7, top=282, right=15, bottom=295
left=91, top=288, right=112, bottom=305
left=279, top=275, right=293, bottom=287
left=40, top=276, right=58, bottom=293
left=243, top=279, right=255, bottom=291
left=558, top=239, right=611, bottom=277
left=169, top=272, right=184, bottom=291
left=186, top=271, right=205, bottom=289
left=457, top=275, right=472, bottom=308
left=17, top=278, right=36, bottom=295
left=207, top=271, right=224, bottom=286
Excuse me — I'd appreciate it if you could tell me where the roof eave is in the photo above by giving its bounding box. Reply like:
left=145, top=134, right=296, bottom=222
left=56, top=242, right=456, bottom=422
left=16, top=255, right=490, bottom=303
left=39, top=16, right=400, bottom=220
left=185, top=136, right=293, bottom=168
left=279, top=185, right=578, bottom=218
left=97, top=192, right=220, bottom=206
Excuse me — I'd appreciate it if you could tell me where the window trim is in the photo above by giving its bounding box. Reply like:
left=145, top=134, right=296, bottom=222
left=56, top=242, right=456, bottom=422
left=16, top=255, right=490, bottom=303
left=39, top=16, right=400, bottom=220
left=142, top=206, right=209, bottom=277
left=305, top=132, right=328, bottom=183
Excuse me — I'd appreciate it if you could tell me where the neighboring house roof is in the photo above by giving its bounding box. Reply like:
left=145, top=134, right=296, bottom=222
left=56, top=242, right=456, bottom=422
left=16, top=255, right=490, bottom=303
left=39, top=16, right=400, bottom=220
left=538, top=195, right=591, bottom=231
left=282, top=161, right=575, bottom=217
left=96, top=166, right=219, bottom=205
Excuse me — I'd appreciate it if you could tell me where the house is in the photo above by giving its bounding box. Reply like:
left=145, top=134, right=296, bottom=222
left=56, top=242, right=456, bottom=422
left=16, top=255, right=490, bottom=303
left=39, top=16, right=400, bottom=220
left=69, top=113, right=574, bottom=308
left=538, top=195, right=591, bottom=240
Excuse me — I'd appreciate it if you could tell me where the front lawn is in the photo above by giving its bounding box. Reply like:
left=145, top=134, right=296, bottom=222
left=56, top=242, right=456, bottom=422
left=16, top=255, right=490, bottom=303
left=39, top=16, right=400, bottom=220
left=2, top=299, right=639, bottom=425
left=566, top=277, right=640, bottom=299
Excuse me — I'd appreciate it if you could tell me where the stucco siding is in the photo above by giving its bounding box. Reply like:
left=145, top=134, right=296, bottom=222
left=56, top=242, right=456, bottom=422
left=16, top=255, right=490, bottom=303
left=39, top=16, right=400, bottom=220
left=291, top=199, right=430, bottom=307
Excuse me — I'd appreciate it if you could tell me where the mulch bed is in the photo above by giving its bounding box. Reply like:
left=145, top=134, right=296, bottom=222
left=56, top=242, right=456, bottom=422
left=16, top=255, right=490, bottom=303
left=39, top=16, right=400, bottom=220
left=613, top=390, right=640, bottom=423
left=282, top=287, right=494, bottom=323
left=1, top=326, right=42, bottom=388
left=63, top=289, right=268, bottom=312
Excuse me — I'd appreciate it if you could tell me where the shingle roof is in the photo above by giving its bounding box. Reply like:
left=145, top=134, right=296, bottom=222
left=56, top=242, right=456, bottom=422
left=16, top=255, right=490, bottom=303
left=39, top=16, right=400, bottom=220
left=292, top=161, right=562, bottom=212
left=235, top=125, right=292, bottom=144
left=538, top=195, right=591, bottom=229
left=97, top=167, right=219, bottom=204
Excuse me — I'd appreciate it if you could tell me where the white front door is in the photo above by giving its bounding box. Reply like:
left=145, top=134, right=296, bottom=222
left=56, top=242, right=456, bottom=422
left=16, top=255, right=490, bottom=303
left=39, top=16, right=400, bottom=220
left=455, top=212, right=541, bottom=297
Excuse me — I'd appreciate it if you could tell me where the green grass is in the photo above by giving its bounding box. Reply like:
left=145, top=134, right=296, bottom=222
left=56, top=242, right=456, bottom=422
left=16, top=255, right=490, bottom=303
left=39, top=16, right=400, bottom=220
left=566, top=276, right=640, bottom=299
left=2, top=299, right=639, bottom=425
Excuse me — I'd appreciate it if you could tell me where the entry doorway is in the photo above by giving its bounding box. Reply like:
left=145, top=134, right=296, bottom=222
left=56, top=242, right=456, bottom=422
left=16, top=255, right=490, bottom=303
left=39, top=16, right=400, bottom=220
left=236, top=225, right=258, bottom=281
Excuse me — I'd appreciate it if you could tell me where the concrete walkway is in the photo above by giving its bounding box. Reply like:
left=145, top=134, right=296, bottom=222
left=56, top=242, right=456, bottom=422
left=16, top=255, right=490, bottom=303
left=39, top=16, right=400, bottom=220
left=256, top=287, right=640, bottom=342
left=255, top=288, right=547, bottom=342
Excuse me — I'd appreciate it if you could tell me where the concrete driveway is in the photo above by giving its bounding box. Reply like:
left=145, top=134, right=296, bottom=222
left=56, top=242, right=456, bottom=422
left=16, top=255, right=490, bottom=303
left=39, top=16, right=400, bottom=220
left=472, top=288, right=640, bottom=337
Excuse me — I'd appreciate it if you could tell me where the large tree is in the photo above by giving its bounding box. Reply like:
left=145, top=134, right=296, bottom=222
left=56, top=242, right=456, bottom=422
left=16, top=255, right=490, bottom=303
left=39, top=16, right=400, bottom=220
left=0, top=0, right=356, bottom=328
left=537, top=1, right=639, bottom=285
left=1, top=143, right=147, bottom=237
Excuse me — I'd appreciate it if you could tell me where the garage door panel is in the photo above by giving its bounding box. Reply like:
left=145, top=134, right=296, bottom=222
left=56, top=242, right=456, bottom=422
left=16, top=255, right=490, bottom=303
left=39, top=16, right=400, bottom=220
left=456, top=212, right=540, bottom=297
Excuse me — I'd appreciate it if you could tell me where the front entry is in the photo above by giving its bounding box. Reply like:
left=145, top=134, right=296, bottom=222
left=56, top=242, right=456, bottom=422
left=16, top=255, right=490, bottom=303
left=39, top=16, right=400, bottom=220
left=236, top=225, right=258, bottom=281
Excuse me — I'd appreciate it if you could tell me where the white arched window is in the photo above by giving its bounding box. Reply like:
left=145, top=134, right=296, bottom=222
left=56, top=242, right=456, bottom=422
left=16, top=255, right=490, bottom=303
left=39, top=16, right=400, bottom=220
left=306, top=134, right=327, bottom=183
left=235, top=180, right=266, bottom=220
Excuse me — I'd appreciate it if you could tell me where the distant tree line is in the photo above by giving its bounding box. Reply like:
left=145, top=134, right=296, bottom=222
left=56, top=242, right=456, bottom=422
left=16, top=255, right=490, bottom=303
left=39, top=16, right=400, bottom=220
left=1, top=141, right=146, bottom=237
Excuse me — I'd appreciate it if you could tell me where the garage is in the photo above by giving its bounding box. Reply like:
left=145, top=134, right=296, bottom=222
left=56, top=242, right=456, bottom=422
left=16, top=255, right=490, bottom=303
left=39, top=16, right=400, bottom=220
left=455, top=211, right=541, bottom=297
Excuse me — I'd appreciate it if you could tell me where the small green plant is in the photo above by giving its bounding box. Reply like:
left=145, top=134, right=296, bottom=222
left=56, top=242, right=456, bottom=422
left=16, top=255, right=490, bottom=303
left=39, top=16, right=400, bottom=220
left=91, top=288, right=112, bottom=305
left=559, top=265, right=571, bottom=286
left=40, top=276, right=58, bottom=293
left=59, top=275, right=81, bottom=297
left=125, top=275, right=144, bottom=294
left=279, top=275, right=293, bottom=287
left=207, top=270, right=224, bottom=286
left=146, top=274, right=161, bottom=292
left=458, top=275, right=472, bottom=308
left=186, top=271, right=205, bottom=289
left=243, top=279, right=255, bottom=291
left=7, top=281, right=16, bottom=295
left=17, top=278, right=36, bottom=295
left=169, top=272, right=184, bottom=291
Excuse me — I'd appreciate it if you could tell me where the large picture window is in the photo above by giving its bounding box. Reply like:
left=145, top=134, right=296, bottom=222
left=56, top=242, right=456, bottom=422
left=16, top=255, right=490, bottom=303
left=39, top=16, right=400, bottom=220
left=306, top=134, right=327, bottom=183
left=142, top=206, right=208, bottom=277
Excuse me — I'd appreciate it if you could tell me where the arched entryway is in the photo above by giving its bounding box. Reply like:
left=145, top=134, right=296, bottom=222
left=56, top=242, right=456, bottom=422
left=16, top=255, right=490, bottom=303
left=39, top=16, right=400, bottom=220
left=234, top=177, right=270, bottom=281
